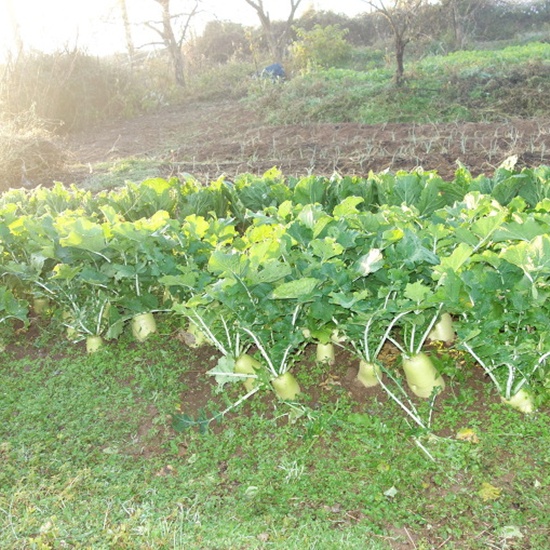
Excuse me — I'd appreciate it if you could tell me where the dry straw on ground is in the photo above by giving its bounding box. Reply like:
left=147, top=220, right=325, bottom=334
left=0, top=114, right=65, bottom=192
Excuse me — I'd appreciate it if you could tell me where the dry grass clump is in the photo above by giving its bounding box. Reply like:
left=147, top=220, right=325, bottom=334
left=0, top=111, right=66, bottom=192
left=0, top=51, right=143, bottom=132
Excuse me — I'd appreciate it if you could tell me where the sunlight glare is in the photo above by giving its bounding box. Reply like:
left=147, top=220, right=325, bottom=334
left=0, top=0, right=366, bottom=60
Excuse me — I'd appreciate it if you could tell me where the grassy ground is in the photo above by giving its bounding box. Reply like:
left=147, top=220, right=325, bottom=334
left=248, top=42, right=550, bottom=126
left=1, top=320, right=548, bottom=549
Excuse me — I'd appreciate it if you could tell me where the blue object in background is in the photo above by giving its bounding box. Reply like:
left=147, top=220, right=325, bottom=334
left=261, top=63, right=286, bottom=80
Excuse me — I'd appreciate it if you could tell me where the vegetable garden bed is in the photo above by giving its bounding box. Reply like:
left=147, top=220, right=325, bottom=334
left=2, top=164, right=550, bottom=423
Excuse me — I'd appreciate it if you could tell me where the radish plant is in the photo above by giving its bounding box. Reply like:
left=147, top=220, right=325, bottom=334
left=0, top=285, right=29, bottom=330
left=428, top=312, right=455, bottom=345
left=346, top=305, right=439, bottom=431
left=462, top=339, right=549, bottom=413
left=3, top=166, right=550, bottom=423
left=343, top=298, right=441, bottom=431
left=345, top=303, right=409, bottom=389
left=131, top=312, right=157, bottom=342
left=174, top=301, right=260, bottom=393
left=383, top=284, right=446, bottom=399
left=451, top=230, right=550, bottom=410
left=48, top=281, right=119, bottom=353
left=461, top=322, right=550, bottom=413
left=241, top=308, right=305, bottom=400
left=104, top=210, right=182, bottom=340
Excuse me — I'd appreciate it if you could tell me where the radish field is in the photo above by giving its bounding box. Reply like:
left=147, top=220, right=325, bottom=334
left=1, top=165, right=550, bottom=548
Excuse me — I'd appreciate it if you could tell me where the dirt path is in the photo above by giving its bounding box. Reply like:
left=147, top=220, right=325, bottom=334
left=64, top=99, right=550, bottom=184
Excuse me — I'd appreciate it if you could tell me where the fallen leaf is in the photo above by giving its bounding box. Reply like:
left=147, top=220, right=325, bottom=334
left=176, top=329, right=197, bottom=347
left=498, top=525, right=523, bottom=540
left=456, top=428, right=480, bottom=443
left=155, top=465, right=176, bottom=477
left=478, top=482, right=501, bottom=501
left=39, top=520, right=54, bottom=534
left=319, top=374, right=341, bottom=389
left=102, top=446, right=119, bottom=455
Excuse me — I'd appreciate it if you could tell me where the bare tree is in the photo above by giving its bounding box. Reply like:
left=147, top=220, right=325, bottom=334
left=244, top=0, right=304, bottom=62
left=146, top=0, right=200, bottom=87
left=362, top=0, right=425, bottom=85
left=118, top=0, right=136, bottom=63
left=442, top=0, right=485, bottom=50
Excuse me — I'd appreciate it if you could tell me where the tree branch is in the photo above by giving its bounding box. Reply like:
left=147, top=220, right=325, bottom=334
left=243, top=0, right=305, bottom=61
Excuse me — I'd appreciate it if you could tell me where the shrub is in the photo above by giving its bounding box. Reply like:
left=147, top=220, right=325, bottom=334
left=0, top=50, right=145, bottom=132
left=188, top=21, right=251, bottom=63
left=290, top=25, right=353, bottom=72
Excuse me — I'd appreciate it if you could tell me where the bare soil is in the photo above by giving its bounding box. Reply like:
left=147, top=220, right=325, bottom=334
left=62, top=99, right=550, bottom=185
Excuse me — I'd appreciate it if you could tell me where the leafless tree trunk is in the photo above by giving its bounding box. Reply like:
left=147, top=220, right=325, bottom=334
left=444, top=0, right=484, bottom=50
left=363, top=0, right=424, bottom=86
left=118, top=0, right=136, bottom=64
left=147, top=0, right=200, bottom=87
left=244, top=0, right=304, bottom=62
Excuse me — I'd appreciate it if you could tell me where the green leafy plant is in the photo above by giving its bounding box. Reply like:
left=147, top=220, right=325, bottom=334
left=0, top=285, right=28, bottom=327
left=290, top=24, right=352, bottom=71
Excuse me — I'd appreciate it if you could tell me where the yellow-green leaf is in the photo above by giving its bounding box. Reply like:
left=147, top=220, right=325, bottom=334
left=456, top=428, right=480, bottom=444
left=478, top=482, right=501, bottom=501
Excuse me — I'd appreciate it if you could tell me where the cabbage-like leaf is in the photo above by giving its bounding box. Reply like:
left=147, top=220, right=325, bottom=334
left=293, top=176, right=327, bottom=205
left=58, top=218, right=106, bottom=253
left=309, top=238, right=344, bottom=261
left=494, top=218, right=549, bottom=243
left=249, top=261, right=292, bottom=285
left=333, top=196, right=364, bottom=217
left=404, top=281, right=432, bottom=304
left=208, top=250, right=244, bottom=276
left=271, top=278, right=318, bottom=299
left=207, top=355, right=237, bottom=390
left=0, top=286, right=28, bottom=325
left=500, top=235, right=550, bottom=280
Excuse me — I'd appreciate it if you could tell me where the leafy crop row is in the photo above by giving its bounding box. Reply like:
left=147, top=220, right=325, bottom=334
left=2, top=164, right=550, bottom=419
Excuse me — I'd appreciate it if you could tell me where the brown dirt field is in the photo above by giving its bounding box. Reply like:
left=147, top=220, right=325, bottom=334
left=62, top=99, right=550, bottom=186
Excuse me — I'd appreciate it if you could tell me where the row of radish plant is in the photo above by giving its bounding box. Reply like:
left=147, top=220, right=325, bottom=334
left=1, top=164, right=550, bottom=420
left=2, top=163, right=549, bottom=222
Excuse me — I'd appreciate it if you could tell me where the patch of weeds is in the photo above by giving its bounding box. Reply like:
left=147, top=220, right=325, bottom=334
left=79, top=158, right=168, bottom=192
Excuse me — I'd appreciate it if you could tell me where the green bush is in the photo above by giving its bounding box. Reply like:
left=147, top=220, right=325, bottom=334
left=188, top=20, right=252, bottom=63
left=290, top=24, right=353, bottom=71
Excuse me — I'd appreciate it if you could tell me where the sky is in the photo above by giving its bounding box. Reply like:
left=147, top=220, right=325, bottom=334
left=0, top=0, right=368, bottom=59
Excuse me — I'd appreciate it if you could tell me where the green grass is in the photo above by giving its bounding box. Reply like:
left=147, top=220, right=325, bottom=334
left=249, top=41, right=550, bottom=125
left=1, top=324, right=549, bottom=548
left=77, top=158, right=170, bottom=192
